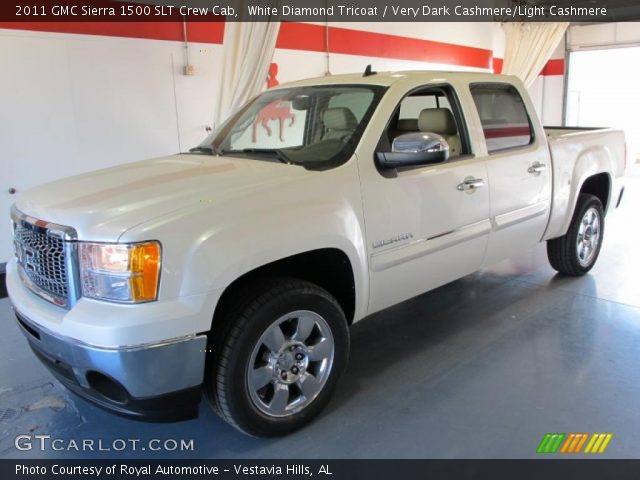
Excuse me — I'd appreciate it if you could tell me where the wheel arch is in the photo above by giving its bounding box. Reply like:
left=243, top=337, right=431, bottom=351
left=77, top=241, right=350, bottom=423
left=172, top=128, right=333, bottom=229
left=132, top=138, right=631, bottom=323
left=212, top=248, right=357, bottom=329
left=579, top=172, right=611, bottom=212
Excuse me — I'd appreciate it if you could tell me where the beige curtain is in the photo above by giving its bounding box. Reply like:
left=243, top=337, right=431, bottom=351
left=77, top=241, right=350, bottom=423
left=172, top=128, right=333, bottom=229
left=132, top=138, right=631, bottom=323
left=214, top=18, right=280, bottom=126
left=501, top=22, right=568, bottom=88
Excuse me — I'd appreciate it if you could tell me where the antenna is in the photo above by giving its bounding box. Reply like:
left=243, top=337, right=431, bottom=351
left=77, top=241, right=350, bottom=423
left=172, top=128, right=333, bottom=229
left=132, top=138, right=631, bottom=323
left=363, top=64, right=377, bottom=77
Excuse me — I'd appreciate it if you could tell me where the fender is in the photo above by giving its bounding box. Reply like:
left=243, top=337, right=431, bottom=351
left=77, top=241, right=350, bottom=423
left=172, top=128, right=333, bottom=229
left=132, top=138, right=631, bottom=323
left=185, top=210, right=370, bottom=324
left=544, top=144, right=613, bottom=240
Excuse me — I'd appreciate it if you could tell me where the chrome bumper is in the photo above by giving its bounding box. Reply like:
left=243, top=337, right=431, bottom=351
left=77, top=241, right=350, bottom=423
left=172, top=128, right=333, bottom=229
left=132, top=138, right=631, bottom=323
left=13, top=307, right=207, bottom=421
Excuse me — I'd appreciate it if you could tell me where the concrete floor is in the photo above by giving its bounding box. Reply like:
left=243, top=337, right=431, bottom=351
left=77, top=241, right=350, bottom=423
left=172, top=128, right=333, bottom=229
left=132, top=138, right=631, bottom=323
left=1, top=166, right=639, bottom=459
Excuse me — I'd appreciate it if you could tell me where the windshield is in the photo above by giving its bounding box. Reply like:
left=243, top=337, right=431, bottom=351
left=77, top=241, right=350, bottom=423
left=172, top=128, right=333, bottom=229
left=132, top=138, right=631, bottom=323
left=194, top=84, right=387, bottom=169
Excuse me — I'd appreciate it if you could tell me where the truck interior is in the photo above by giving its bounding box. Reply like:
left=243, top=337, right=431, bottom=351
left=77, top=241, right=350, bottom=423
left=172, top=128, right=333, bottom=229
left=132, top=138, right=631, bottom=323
left=381, top=87, right=470, bottom=159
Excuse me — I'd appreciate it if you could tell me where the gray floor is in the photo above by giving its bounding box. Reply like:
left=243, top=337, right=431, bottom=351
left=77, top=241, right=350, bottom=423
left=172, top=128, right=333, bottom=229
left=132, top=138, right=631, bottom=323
left=1, top=166, right=639, bottom=459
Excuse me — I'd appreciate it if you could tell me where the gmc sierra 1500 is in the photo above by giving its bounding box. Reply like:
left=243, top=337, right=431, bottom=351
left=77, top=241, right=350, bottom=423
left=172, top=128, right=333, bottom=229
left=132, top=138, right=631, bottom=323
left=7, top=71, right=625, bottom=437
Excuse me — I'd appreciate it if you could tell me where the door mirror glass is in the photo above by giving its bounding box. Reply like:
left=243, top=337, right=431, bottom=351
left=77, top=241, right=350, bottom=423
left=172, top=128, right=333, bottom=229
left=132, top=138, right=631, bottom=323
left=377, top=132, right=450, bottom=169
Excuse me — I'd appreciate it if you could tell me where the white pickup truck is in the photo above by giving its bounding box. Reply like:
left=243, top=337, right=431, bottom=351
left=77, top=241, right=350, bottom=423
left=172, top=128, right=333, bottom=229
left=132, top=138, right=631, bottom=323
left=7, top=71, right=625, bottom=437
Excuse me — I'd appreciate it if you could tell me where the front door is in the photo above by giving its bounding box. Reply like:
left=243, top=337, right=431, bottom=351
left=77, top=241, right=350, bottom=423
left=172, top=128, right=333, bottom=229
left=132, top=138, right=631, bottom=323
left=357, top=83, right=491, bottom=314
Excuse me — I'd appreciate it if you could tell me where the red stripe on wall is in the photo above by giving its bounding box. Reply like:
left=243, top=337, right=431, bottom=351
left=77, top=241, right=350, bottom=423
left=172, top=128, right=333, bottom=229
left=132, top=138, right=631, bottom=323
left=0, top=21, right=224, bottom=43
left=277, top=22, right=493, bottom=69
left=493, top=57, right=564, bottom=76
left=276, top=22, right=327, bottom=52
left=493, top=57, right=503, bottom=74
left=330, top=26, right=493, bottom=68
left=541, top=58, right=565, bottom=76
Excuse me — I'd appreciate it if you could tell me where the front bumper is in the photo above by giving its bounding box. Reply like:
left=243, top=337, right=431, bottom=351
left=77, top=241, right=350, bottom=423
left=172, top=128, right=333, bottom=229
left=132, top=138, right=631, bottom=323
left=13, top=307, right=207, bottom=422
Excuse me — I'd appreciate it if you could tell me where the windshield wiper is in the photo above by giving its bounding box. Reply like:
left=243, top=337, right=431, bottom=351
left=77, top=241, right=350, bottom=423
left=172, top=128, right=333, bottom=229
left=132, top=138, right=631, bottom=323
left=236, top=148, right=297, bottom=165
left=189, top=144, right=231, bottom=156
left=191, top=145, right=299, bottom=165
left=188, top=145, right=215, bottom=155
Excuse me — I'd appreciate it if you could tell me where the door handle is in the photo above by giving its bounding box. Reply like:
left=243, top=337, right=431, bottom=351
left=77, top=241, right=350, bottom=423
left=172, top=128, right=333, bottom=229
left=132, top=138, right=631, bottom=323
left=457, top=178, right=485, bottom=191
left=528, top=162, right=547, bottom=175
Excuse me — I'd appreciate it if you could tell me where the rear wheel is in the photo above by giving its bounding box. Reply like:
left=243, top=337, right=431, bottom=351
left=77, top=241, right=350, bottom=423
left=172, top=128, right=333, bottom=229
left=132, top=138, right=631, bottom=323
left=547, top=193, right=604, bottom=276
left=205, top=278, right=349, bottom=437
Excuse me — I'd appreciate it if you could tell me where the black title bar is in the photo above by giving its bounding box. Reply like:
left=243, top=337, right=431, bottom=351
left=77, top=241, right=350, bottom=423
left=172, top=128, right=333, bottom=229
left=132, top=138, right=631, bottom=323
left=4, top=459, right=640, bottom=480
left=3, top=0, right=640, bottom=22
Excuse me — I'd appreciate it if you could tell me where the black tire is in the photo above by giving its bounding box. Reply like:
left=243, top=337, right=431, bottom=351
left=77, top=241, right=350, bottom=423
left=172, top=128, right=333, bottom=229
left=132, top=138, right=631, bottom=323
left=547, top=193, right=605, bottom=276
left=205, top=277, right=349, bottom=437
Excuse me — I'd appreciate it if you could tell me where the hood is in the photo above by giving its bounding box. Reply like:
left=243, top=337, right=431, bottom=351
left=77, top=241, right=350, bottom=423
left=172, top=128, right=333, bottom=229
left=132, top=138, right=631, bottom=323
left=16, top=154, right=308, bottom=241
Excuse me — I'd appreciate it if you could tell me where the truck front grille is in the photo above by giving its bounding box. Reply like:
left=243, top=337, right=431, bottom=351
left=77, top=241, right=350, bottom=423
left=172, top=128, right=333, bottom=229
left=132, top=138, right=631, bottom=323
left=11, top=211, right=76, bottom=308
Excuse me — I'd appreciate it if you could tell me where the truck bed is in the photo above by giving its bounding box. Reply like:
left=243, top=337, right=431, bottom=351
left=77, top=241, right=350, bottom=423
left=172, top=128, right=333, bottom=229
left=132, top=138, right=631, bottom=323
left=545, top=126, right=608, bottom=138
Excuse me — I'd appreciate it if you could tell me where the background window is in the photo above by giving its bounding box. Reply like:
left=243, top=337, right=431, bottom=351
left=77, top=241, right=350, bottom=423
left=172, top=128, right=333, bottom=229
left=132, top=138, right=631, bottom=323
left=470, top=84, right=533, bottom=153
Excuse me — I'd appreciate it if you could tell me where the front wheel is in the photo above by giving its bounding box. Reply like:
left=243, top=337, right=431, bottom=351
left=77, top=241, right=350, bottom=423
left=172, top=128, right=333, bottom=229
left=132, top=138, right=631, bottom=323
left=547, top=193, right=605, bottom=276
left=205, top=278, right=349, bottom=437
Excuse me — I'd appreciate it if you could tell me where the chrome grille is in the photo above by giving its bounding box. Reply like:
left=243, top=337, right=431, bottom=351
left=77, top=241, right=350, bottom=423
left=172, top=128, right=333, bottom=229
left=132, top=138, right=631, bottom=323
left=13, top=219, right=69, bottom=306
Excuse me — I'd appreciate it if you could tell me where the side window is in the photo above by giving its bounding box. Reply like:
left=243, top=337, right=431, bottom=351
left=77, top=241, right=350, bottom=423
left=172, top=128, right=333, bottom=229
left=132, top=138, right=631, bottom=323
left=399, top=95, right=451, bottom=120
left=470, top=83, right=533, bottom=153
left=382, top=87, right=466, bottom=158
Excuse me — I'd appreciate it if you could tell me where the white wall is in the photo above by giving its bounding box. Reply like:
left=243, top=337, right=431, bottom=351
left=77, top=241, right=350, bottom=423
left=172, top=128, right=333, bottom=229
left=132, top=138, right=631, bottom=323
left=272, top=22, right=502, bottom=84
left=272, top=49, right=489, bottom=86
left=0, top=29, right=223, bottom=261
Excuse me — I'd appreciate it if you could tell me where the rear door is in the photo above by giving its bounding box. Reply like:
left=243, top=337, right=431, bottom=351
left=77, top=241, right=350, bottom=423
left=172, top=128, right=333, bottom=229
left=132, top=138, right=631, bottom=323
left=468, top=83, right=552, bottom=266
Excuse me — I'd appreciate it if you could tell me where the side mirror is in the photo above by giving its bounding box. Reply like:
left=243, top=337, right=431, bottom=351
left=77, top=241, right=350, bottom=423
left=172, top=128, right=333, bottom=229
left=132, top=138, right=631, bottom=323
left=292, top=95, right=312, bottom=110
left=377, top=132, right=449, bottom=169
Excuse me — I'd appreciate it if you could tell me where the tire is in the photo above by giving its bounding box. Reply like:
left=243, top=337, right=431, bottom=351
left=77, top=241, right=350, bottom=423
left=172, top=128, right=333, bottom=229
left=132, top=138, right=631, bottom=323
left=547, top=193, right=605, bottom=276
left=205, top=277, right=349, bottom=437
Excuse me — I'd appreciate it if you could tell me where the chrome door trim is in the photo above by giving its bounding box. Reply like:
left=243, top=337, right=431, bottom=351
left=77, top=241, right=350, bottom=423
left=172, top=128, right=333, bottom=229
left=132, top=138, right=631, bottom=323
left=370, top=218, right=492, bottom=272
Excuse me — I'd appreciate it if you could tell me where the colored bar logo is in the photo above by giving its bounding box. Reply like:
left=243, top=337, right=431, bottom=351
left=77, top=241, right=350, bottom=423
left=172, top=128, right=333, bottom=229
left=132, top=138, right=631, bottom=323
left=537, top=433, right=613, bottom=454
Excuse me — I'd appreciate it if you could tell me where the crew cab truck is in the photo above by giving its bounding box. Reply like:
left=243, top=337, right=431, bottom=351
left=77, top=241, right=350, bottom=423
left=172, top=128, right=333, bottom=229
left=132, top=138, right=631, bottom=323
left=7, top=71, right=625, bottom=437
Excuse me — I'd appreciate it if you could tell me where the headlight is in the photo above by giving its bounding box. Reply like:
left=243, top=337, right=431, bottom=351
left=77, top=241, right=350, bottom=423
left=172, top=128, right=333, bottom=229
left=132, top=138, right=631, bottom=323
left=79, top=241, right=161, bottom=303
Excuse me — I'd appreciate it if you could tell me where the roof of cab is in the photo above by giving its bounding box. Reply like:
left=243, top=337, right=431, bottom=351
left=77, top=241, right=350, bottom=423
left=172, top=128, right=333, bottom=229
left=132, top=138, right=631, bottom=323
left=275, top=70, right=517, bottom=89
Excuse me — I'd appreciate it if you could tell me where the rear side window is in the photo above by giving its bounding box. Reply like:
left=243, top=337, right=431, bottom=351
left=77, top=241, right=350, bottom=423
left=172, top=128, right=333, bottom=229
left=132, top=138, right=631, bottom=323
left=470, top=83, right=533, bottom=153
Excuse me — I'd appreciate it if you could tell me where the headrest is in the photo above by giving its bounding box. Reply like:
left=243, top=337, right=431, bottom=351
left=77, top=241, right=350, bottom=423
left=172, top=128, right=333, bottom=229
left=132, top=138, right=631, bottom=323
left=397, top=118, right=419, bottom=132
left=324, top=108, right=358, bottom=131
left=418, top=108, right=457, bottom=135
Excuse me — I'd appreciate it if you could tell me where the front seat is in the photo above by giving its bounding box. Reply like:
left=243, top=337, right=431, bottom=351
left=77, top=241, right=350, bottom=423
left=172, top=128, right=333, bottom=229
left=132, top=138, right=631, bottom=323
left=323, top=108, right=358, bottom=141
left=418, top=108, right=462, bottom=157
